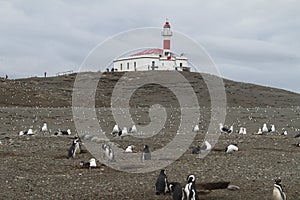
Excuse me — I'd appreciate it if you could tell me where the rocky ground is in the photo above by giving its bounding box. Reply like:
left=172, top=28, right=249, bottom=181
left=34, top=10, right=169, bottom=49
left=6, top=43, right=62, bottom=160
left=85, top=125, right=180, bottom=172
left=0, top=71, right=299, bottom=199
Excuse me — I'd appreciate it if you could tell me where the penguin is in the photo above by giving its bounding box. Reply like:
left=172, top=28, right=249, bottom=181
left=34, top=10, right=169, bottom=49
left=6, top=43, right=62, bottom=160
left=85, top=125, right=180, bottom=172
left=128, top=124, right=137, bottom=134
left=18, top=131, right=24, bottom=136
left=54, top=129, right=71, bottom=135
left=41, top=123, right=48, bottom=133
left=270, top=125, right=276, bottom=133
left=25, top=128, right=34, bottom=135
left=219, top=123, right=233, bottom=134
left=67, top=137, right=80, bottom=158
left=262, top=123, right=268, bottom=133
left=282, top=131, right=288, bottom=136
left=225, top=144, right=238, bottom=154
left=294, top=133, right=300, bottom=138
left=184, top=174, right=199, bottom=200
left=239, top=127, right=244, bottom=134
left=141, top=145, right=151, bottom=161
left=243, top=128, right=247, bottom=135
left=257, top=128, right=262, bottom=135
left=125, top=145, right=134, bottom=153
left=193, top=125, right=200, bottom=132
left=169, top=182, right=183, bottom=200
left=102, top=143, right=115, bottom=162
left=200, top=141, right=212, bottom=153
left=111, top=124, right=119, bottom=136
left=80, top=158, right=97, bottom=169
left=155, top=169, right=169, bottom=195
left=272, top=179, right=287, bottom=200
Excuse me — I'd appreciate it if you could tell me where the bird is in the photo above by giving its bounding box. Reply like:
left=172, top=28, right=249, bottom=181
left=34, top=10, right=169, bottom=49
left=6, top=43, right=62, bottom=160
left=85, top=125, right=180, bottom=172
left=225, top=144, right=238, bottom=154
left=168, top=182, right=183, bottom=200
left=272, top=179, right=287, bottom=200
left=41, top=123, right=48, bottom=133
left=155, top=169, right=169, bottom=195
left=18, top=131, right=24, bottom=135
left=262, top=123, right=268, bottom=133
left=24, top=128, right=34, bottom=135
left=128, top=124, right=137, bottom=134
left=184, top=174, right=199, bottom=200
left=193, top=125, right=200, bottom=132
left=219, top=123, right=233, bottom=134
left=282, top=131, right=288, bottom=136
left=239, top=127, right=244, bottom=134
left=102, top=143, right=115, bottom=162
left=125, top=145, right=134, bottom=153
left=141, top=145, right=151, bottom=161
left=54, top=129, right=71, bottom=135
left=294, top=133, right=300, bottom=138
left=293, top=143, right=300, bottom=147
left=111, top=124, right=120, bottom=136
left=269, top=125, right=276, bottom=133
left=80, top=158, right=97, bottom=169
left=67, top=137, right=80, bottom=158
left=243, top=128, right=247, bottom=135
left=200, top=141, right=212, bottom=152
left=256, top=128, right=263, bottom=135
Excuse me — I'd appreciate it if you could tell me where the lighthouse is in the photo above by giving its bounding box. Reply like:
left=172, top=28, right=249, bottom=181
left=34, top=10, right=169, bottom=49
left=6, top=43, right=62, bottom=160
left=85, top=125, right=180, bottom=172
left=112, top=20, right=190, bottom=72
left=161, top=20, right=172, bottom=57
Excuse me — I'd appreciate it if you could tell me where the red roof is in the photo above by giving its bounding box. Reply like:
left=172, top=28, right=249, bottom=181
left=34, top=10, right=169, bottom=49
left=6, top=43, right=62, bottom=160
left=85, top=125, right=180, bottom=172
left=164, top=21, right=171, bottom=28
left=131, top=48, right=163, bottom=56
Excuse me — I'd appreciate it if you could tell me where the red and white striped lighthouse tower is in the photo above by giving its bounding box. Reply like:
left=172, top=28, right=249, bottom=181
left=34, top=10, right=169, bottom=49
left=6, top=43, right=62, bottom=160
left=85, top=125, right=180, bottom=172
left=161, top=20, right=172, bottom=57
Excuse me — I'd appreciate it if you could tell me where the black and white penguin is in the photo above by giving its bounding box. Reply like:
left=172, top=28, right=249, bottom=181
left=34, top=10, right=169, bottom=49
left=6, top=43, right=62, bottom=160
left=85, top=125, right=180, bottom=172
left=225, top=144, right=239, bottom=154
left=80, top=158, right=97, bottom=169
left=219, top=123, right=233, bottom=134
left=102, top=143, right=115, bottom=162
left=111, top=124, right=120, bottom=136
left=128, top=124, right=137, bottom=134
left=272, top=179, right=287, bottom=200
left=184, top=174, right=199, bottom=200
left=67, top=137, right=80, bottom=158
left=55, top=129, right=71, bottom=135
left=155, top=169, right=169, bottom=195
left=169, top=182, right=183, bottom=200
left=141, top=145, right=151, bottom=161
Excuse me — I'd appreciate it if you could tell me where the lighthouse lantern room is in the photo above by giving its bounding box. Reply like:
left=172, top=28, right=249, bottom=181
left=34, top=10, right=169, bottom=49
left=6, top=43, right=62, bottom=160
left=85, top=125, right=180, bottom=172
left=112, top=20, right=190, bottom=72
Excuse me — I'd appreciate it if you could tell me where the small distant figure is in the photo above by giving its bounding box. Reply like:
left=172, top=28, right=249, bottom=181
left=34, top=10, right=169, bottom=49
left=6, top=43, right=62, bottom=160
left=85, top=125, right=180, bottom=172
left=44, top=72, right=47, bottom=77
left=106, top=68, right=109, bottom=72
left=111, top=68, right=115, bottom=72
left=5, top=75, right=8, bottom=79
left=68, top=137, right=80, bottom=158
left=141, top=145, right=151, bottom=161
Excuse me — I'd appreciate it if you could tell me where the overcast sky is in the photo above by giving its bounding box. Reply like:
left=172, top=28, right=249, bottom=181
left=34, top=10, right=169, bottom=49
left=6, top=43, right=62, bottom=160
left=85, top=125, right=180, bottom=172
left=0, top=0, right=299, bottom=93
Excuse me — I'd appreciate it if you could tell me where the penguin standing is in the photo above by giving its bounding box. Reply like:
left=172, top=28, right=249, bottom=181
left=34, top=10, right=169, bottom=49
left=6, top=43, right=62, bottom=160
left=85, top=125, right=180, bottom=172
left=41, top=123, right=48, bottom=133
left=169, top=182, right=183, bottom=200
left=67, top=137, right=80, bottom=158
left=184, top=174, right=199, bottom=200
left=225, top=144, right=239, bottom=154
left=141, top=145, right=151, bottom=161
left=155, top=169, right=169, bottom=195
left=272, top=179, right=287, bottom=200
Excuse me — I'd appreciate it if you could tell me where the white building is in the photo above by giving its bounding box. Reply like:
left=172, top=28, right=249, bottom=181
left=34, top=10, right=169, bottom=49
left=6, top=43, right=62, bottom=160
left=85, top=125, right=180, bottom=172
left=112, top=20, right=190, bottom=72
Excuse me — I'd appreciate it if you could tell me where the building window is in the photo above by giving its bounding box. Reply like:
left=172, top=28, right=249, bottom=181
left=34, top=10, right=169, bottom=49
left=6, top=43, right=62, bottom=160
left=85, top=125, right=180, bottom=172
left=120, top=63, right=122, bottom=70
left=134, top=62, right=137, bottom=71
left=127, top=63, right=129, bottom=70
